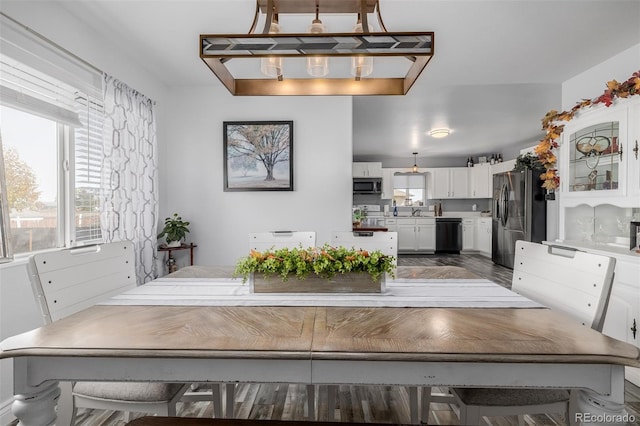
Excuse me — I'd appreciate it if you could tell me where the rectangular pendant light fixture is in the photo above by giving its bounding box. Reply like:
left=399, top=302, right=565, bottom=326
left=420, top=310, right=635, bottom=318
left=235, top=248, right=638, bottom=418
left=199, top=0, right=434, bottom=96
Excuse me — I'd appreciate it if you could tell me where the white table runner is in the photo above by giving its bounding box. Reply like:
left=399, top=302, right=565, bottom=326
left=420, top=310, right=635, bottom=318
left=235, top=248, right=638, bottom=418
left=101, top=277, right=543, bottom=308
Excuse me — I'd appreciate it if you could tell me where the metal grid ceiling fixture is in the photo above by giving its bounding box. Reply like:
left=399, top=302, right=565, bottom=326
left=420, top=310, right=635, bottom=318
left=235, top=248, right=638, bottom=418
left=200, top=0, right=435, bottom=96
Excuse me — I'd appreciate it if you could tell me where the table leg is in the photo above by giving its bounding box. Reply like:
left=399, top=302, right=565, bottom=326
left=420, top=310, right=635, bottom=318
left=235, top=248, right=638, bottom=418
left=56, top=382, right=74, bottom=426
left=12, top=380, right=60, bottom=426
left=573, top=365, right=628, bottom=426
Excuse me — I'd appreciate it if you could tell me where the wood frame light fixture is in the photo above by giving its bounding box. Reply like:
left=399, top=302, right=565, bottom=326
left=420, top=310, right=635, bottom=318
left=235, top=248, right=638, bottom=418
left=200, top=0, right=434, bottom=96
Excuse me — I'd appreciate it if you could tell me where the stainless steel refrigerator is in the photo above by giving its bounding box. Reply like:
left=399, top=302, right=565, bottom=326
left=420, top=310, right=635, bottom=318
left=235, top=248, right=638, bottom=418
left=492, top=169, right=546, bottom=269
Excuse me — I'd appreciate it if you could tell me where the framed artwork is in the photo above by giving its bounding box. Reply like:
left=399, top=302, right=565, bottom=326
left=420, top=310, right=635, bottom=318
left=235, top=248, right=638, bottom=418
left=223, top=121, right=293, bottom=192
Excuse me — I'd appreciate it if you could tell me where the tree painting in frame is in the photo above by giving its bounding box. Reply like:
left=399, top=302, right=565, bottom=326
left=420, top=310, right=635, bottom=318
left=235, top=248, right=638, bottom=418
left=224, top=121, right=293, bottom=191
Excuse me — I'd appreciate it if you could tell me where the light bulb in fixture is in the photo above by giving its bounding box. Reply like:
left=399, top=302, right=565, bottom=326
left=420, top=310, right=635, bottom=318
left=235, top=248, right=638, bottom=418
left=351, top=20, right=373, bottom=79
left=261, top=20, right=283, bottom=78
left=412, top=152, right=419, bottom=173
left=429, top=128, right=450, bottom=138
left=307, top=7, right=329, bottom=77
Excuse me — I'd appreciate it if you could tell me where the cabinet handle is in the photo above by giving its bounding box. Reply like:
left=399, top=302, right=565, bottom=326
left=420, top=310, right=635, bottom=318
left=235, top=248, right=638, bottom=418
left=634, top=140, right=638, bottom=160
left=632, top=319, right=637, bottom=340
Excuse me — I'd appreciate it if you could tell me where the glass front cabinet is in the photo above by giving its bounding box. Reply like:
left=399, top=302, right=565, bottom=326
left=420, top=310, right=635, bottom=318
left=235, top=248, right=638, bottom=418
left=568, top=120, right=620, bottom=192
left=559, top=97, right=640, bottom=207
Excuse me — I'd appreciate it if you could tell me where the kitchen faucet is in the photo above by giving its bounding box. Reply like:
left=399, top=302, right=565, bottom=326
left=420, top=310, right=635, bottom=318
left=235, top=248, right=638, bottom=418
left=411, top=208, right=421, bottom=216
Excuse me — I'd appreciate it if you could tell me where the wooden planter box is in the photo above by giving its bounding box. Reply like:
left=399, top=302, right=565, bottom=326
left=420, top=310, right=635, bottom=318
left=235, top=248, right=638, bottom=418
left=250, top=273, right=385, bottom=294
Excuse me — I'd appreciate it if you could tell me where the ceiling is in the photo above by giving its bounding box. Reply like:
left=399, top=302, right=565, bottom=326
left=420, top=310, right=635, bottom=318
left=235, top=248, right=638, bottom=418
left=51, top=0, right=640, bottom=164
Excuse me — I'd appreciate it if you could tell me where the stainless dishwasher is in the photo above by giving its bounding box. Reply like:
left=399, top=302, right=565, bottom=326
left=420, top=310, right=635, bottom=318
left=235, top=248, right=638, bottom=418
left=435, top=217, right=462, bottom=254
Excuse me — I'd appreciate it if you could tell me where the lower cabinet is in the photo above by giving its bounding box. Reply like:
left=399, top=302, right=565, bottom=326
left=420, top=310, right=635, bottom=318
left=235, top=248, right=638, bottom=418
left=462, top=219, right=475, bottom=251
left=475, top=218, right=492, bottom=256
left=396, top=218, right=435, bottom=252
left=602, top=257, right=640, bottom=386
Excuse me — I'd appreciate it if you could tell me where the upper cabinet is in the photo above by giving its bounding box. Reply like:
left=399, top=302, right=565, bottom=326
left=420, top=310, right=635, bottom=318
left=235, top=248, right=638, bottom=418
left=381, top=168, right=394, bottom=199
left=559, top=98, right=639, bottom=207
left=468, top=164, right=491, bottom=198
left=433, top=168, right=469, bottom=199
left=490, top=159, right=516, bottom=175
left=352, top=162, right=383, bottom=178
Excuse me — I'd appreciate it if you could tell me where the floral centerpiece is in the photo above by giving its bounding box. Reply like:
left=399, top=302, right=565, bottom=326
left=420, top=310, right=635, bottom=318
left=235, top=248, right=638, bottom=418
left=234, top=245, right=396, bottom=293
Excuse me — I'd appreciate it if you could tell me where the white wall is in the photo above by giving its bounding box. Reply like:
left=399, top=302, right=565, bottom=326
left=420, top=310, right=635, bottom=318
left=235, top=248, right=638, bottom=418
left=160, top=86, right=353, bottom=267
left=545, top=43, right=640, bottom=242
left=0, top=6, right=353, bottom=419
left=0, top=3, right=169, bottom=423
left=562, top=43, right=640, bottom=111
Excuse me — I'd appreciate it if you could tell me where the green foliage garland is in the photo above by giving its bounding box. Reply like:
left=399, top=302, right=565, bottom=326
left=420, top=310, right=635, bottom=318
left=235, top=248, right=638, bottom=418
left=234, top=244, right=396, bottom=283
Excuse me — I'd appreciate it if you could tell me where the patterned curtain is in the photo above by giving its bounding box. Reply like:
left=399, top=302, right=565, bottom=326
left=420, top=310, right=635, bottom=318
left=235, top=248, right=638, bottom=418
left=101, top=75, right=158, bottom=283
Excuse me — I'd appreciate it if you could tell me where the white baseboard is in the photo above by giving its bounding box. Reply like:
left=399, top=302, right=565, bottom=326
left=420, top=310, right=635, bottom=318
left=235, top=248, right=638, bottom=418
left=0, top=396, right=15, bottom=426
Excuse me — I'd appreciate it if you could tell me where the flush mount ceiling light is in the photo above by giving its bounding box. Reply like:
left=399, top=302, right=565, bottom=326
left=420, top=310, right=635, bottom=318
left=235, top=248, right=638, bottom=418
left=411, top=152, right=419, bottom=173
left=200, top=0, right=434, bottom=96
left=429, top=128, right=450, bottom=138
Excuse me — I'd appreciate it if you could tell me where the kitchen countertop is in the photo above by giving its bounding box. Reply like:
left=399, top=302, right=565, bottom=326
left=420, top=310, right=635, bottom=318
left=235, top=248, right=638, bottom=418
left=352, top=226, right=388, bottom=232
left=381, top=211, right=488, bottom=219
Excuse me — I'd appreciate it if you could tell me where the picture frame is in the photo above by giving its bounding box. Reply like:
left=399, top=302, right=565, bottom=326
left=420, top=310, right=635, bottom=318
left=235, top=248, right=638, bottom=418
left=223, top=121, right=293, bottom=192
left=478, top=156, right=487, bottom=164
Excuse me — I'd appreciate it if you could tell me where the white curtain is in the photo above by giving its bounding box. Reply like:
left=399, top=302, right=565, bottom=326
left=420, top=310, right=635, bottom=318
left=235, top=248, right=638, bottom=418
left=101, top=75, right=158, bottom=283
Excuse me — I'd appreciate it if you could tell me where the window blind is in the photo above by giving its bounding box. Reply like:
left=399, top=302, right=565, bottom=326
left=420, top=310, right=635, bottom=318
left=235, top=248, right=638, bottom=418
left=0, top=58, right=82, bottom=126
left=0, top=13, right=104, bottom=246
left=74, top=93, right=104, bottom=244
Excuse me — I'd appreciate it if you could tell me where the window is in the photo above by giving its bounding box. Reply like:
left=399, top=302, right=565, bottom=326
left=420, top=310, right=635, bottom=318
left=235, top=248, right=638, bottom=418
left=0, top=14, right=104, bottom=256
left=0, top=106, right=60, bottom=253
left=393, top=173, right=425, bottom=207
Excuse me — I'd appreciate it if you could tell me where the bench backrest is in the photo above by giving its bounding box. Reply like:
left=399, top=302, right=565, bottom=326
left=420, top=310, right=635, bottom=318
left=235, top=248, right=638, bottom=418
left=511, top=241, right=615, bottom=331
left=28, top=241, right=137, bottom=323
left=249, top=231, right=316, bottom=252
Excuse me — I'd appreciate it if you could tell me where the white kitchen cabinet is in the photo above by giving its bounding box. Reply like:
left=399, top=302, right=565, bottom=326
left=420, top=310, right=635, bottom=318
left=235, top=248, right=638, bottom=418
left=431, top=169, right=449, bottom=198
left=381, top=168, right=394, bottom=199
left=475, top=217, right=492, bottom=256
left=416, top=218, right=436, bottom=251
left=352, top=162, right=383, bottom=178
left=628, top=102, right=640, bottom=200
left=558, top=97, right=640, bottom=208
left=462, top=219, right=475, bottom=251
left=384, top=218, right=397, bottom=232
left=469, top=164, right=491, bottom=198
left=432, top=168, right=469, bottom=198
left=601, top=257, right=640, bottom=385
left=397, top=219, right=417, bottom=251
left=396, top=218, right=435, bottom=252
left=490, top=159, right=516, bottom=174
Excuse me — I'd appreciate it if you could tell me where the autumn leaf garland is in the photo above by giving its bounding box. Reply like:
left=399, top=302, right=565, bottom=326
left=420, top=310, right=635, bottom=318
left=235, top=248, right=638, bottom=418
left=535, top=70, right=640, bottom=190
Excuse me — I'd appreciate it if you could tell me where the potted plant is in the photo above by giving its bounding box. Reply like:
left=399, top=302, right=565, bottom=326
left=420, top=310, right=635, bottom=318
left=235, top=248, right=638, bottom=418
left=157, top=213, right=190, bottom=247
left=352, top=208, right=364, bottom=228
left=234, top=245, right=396, bottom=293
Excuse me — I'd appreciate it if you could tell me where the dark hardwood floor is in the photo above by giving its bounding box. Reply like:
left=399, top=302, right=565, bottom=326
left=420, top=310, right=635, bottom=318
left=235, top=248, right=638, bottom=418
left=397, top=253, right=513, bottom=288
left=14, top=254, right=640, bottom=425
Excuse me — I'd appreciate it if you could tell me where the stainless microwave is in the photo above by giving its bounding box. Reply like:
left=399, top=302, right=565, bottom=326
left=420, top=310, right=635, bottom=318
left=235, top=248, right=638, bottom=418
left=353, top=178, right=382, bottom=194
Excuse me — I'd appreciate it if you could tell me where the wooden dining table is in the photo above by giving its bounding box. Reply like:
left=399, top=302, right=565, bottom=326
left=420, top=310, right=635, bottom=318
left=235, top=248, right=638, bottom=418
left=2, top=273, right=640, bottom=426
